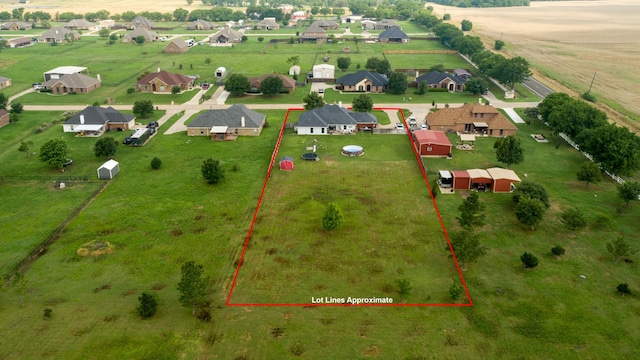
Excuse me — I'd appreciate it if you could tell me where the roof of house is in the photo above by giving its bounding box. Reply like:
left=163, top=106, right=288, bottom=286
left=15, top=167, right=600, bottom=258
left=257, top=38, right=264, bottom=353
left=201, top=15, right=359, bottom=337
left=39, top=27, right=79, bottom=41
left=136, top=70, right=193, bottom=86
left=123, top=27, right=158, bottom=40
left=377, top=19, right=398, bottom=27
left=451, top=170, right=470, bottom=178
left=416, top=70, right=467, bottom=85
left=487, top=167, right=521, bottom=182
left=467, top=168, right=492, bottom=180
left=313, top=64, right=334, bottom=70
left=66, top=19, right=95, bottom=28
left=186, top=20, right=215, bottom=29
left=99, top=159, right=119, bottom=170
left=426, top=103, right=517, bottom=131
left=131, top=16, right=154, bottom=29
left=210, top=27, right=243, bottom=42
left=301, top=22, right=327, bottom=38
left=0, top=21, right=33, bottom=30
left=258, top=18, right=279, bottom=27
left=297, top=105, right=377, bottom=127
left=45, top=66, right=87, bottom=75
left=379, top=26, right=409, bottom=40
left=64, top=106, right=135, bottom=125
left=0, top=109, right=9, bottom=117
left=165, top=38, right=189, bottom=50
left=7, top=36, right=32, bottom=44
left=413, top=130, right=451, bottom=146
left=453, top=69, right=471, bottom=77
left=280, top=156, right=294, bottom=162
left=336, top=70, right=388, bottom=87
left=0, top=76, right=11, bottom=83
left=313, top=19, right=339, bottom=28
left=188, top=104, right=266, bottom=129
left=248, top=73, right=296, bottom=89
left=43, top=73, right=100, bottom=89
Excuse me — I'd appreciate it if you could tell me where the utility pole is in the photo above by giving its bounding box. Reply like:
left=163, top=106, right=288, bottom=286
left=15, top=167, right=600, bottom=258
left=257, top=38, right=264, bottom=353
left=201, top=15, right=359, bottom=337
left=587, top=72, right=597, bottom=95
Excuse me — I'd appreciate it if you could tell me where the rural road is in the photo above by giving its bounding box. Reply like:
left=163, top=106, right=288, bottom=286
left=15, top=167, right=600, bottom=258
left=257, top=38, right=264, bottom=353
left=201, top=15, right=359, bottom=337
left=522, top=77, right=554, bottom=99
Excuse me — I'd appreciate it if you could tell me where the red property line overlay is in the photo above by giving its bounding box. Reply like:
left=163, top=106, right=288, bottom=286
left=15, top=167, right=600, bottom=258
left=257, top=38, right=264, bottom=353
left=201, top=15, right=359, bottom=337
left=225, top=107, right=472, bottom=307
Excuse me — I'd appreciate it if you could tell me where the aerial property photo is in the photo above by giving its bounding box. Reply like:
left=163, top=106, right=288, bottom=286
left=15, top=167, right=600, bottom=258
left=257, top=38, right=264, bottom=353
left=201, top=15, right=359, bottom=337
left=0, top=0, right=639, bottom=358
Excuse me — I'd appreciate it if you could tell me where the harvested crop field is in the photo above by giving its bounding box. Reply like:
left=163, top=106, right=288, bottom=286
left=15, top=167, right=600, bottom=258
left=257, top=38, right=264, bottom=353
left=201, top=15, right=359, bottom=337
left=427, top=0, right=640, bottom=131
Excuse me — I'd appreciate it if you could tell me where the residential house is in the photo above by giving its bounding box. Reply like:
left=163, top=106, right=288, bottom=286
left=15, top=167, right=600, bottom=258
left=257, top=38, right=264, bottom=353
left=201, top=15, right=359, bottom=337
left=0, top=109, right=9, bottom=129
left=300, top=22, right=327, bottom=42
left=295, top=104, right=378, bottom=135
left=0, top=76, right=11, bottom=89
left=291, top=11, right=308, bottom=21
left=187, top=104, right=267, bottom=139
left=341, top=15, right=362, bottom=23
left=135, top=70, right=194, bottom=93
left=97, top=20, right=115, bottom=29
left=62, top=106, right=135, bottom=133
left=378, top=26, right=410, bottom=43
left=121, top=27, right=158, bottom=43
left=313, top=20, right=340, bottom=30
left=43, top=73, right=101, bottom=94
left=361, top=20, right=376, bottom=30
left=209, top=26, right=243, bottom=44
left=257, top=17, right=280, bottom=30
left=129, top=16, right=154, bottom=30
left=413, top=130, right=452, bottom=157
left=186, top=20, right=216, bottom=30
left=65, top=19, right=96, bottom=30
left=6, top=37, right=34, bottom=48
left=248, top=73, right=296, bottom=93
left=374, top=19, right=398, bottom=30
left=453, top=69, right=472, bottom=79
left=336, top=70, right=388, bottom=93
left=43, top=66, right=87, bottom=82
left=164, top=38, right=189, bottom=54
left=0, top=21, right=33, bottom=30
left=37, top=27, right=80, bottom=43
left=416, top=70, right=467, bottom=92
left=426, top=103, right=517, bottom=137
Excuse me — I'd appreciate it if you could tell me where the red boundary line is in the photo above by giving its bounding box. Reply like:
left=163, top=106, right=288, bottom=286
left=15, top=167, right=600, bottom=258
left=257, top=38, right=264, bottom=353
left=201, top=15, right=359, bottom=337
left=226, top=107, right=472, bottom=307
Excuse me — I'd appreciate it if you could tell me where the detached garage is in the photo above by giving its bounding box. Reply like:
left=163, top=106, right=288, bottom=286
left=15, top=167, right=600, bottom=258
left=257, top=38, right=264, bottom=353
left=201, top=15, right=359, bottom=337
left=97, top=160, right=119, bottom=179
left=487, top=167, right=521, bottom=193
left=467, top=168, right=493, bottom=192
left=452, top=170, right=471, bottom=190
left=413, top=130, right=452, bottom=157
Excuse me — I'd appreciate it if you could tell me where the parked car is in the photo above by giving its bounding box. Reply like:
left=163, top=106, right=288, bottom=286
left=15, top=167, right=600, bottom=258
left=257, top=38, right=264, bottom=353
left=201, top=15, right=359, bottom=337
left=318, top=88, right=324, bottom=94
left=146, top=121, right=159, bottom=129
left=395, top=122, right=405, bottom=130
left=123, top=136, right=132, bottom=145
left=408, top=116, right=417, bottom=126
left=420, top=124, right=428, bottom=130
left=32, top=83, right=42, bottom=90
left=159, top=36, right=168, bottom=42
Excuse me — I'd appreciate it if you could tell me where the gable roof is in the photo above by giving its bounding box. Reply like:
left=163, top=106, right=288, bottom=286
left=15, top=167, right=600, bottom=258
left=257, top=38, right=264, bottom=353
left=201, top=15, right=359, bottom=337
left=313, top=19, right=339, bottom=29
left=45, top=66, right=87, bottom=76
left=0, top=109, right=9, bottom=118
left=164, top=38, right=189, bottom=51
left=43, top=73, right=100, bottom=89
left=210, top=27, right=243, bottom=42
left=336, top=70, right=388, bottom=87
left=64, top=106, right=135, bottom=125
left=0, top=21, right=33, bottom=30
left=66, top=19, right=95, bottom=29
left=301, top=22, right=327, bottom=38
left=123, top=27, right=158, bottom=41
left=297, top=105, right=377, bottom=127
left=248, top=73, right=296, bottom=89
left=131, top=16, right=154, bottom=29
left=188, top=104, right=266, bottom=129
left=487, top=167, right=521, bottom=182
left=258, top=18, right=279, bottom=27
left=426, top=103, right=517, bottom=131
left=0, top=76, right=11, bottom=83
left=414, top=130, right=451, bottom=146
left=39, top=27, right=79, bottom=41
left=186, top=20, right=215, bottom=30
left=379, top=26, right=409, bottom=40
left=377, top=19, right=398, bottom=27
left=416, top=70, right=467, bottom=85
left=136, top=70, right=193, bottom=87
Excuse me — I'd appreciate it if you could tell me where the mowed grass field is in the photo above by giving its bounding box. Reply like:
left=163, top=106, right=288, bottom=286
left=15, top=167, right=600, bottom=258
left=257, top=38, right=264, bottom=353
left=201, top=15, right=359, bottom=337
left=230, top=132, right=462, bottom=305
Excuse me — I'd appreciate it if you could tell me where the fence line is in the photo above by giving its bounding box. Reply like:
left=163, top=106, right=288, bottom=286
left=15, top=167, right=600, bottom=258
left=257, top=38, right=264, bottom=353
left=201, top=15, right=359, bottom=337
left=556, top=132, right=625, bottom=184
left=0, top=175, right=92, bottom=183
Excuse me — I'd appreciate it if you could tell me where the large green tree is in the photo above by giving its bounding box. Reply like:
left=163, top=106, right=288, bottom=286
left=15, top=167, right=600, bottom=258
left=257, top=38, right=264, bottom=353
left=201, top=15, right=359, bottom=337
left=352, top=94, right=373, bottom=112
left=93, top=136, right=119, bottom=158
left=259, top=75, right=284, bottom=97
left=577, top=124, right=640, bottom=176
left=464, top=77, right=488, bottom=95
left=365, top=57, right=391, bottom=75
left=494, top=135, right=524, bottom=168
left=387, top=72, right=408, bottom=94
left=512, top=181, right=550, bottom=208
left=132, top=100, right=154, bottom=118
left=337, top=57, right=351, bottom=71
left=456, top=192, right=486, bottom=230
left=224, top=73, right=250, bottom=96
left=448, top=229, right=487, bottom=270
left=515, top=197, right=546, bottom=230
left=617, top=181, right=640, bottom=208
left=173, top=8, right=189, bottom=22
left=559, top=207, right=587, bottom=236
left=177, top=261, right=209, bottom=314
left=492, top=56, right=531, bottom=90
left=201, top=158, right=224, bottom=184
left=576, top=161, right=602, bottom=188
left=303, top=92, right=325, bottom=110
left=461, top=19, right=473, bottom=31
left=38, top=139, right=70, bottom=168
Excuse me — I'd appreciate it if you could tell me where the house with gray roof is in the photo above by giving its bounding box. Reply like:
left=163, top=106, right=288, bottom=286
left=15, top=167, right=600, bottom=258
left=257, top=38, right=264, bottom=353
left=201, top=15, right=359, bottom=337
left=0, top=21, right=33, bottom=30
left=122, top=27, right=158, bottom=43
left=37, top=27, right=80, bottom=43
left=65, top=19, right=96, bottom=30
left=300, top=22, right=327, bottom=42
left=129, top=16, right=154, bottom=30
left=187, top=104, right=267, bottom=139
left=374, top=19, right=398, bottom=30
left=295, top=105, right=378, bottom=135
left=43, top=73, right=101, bottom=94
left=378, top=26, right=410, bottom=43
left=186, top=20, right=216, bottom=30
left=257, top=17, right=280, bottom=30
left=62, top=106, right=135, bottom=134
left=0, top=76, right=11, bottom=89
left=416, top=70, right=468, bottom=92
left=336, top=70, right=388, bottom=93
left=209, top=26, right=243, bottom=44
left=164, top=38, right=189, bottom=54
left=313, top=19, right=340, bottom=30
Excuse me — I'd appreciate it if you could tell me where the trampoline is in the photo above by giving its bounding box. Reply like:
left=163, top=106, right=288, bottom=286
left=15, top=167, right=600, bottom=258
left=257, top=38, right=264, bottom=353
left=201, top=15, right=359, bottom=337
left=341, top=145, right=364, bottom=157
left=302, top=153, right=319, bottom=161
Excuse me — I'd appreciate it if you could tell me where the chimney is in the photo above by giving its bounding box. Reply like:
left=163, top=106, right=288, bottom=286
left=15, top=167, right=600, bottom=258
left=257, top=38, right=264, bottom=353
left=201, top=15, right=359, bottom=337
left=416, top=70, right=419, bottom=78
left=80, top=114, right=85, bottom=124
left=97, top=74, right=101, bottom=81
left=338, top=101, right=343, bottom=108
left=157, top=67, right=160, bottom=73
left=478, top=97, right=482, bottom=104
left=241, top=116, right=245, bottom=128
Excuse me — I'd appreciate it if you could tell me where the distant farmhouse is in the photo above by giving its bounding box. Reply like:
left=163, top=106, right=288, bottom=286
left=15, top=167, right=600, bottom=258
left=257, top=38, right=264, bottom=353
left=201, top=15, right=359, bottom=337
left=187, top=104, right=267, bottom=139
left=38, top=27, right=80, bottom=44
left=336, top=70, right=388, bottom=93
left=295, top=105, right=378, bottom=135
left=135, top=70, right=194, bottom=93
left=62, top=106, right=135, bottom=134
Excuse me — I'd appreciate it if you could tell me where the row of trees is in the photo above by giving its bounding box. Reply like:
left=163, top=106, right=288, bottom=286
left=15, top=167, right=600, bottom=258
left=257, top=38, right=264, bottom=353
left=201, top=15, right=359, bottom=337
left=224, top=74, right=285, bottom=97
left=0, top=93, right=24, bottom=123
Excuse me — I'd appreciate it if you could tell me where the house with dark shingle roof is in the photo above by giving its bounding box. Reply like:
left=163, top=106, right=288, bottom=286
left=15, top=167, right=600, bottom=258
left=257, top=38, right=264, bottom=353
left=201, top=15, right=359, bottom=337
left=65, top=19, right=96, bottom=30
left=187, top=104, right=266, bottom=139
left=378, top=26, right=410, bottom=43
left=416, top=70, right=468, bottom=92
left=313, top=19, right=340, bottom=30
left=187, top=20, right=216, bottom=30
left=130, top=16, right=154, bottom=30
left=37, top=27, right=80, bottom=43
left=62, top=106, right=135, bottom=133
left=122, top=27, right=158, bottom=43
left=164, top=38, right=189, bottom=54
left=6, top=36, right=34, bottom=48
left=336, top=70, right=388, bottom=93
left=43, top=73, right=101, bottom=94
left=0, top=21, right=33, bottom=30
left=374, top=19, right=398, bottom=30
left=135, top=70, right=194, bottom=93
left=295, top=105, right=378, bottom=135
left=257, top=17, right=280, bottom=30
left=209, top=26, right=243, bottom=44
left=300, top=22, right=327, bottom=42
left=426, top=103, right=517, bottom=137
left=248, top=73, right=296, bottom=93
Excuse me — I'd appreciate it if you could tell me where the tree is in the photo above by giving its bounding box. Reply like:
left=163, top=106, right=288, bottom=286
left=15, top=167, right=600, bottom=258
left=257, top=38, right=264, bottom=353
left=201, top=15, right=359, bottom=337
left=171, top=85, right=181, bottom=95
left=515, top=197, right=546, bottom=230
left=443, top=13, right=451, bottom=21
left=201, top=158, right=224, bottom=184
left=494, top=135, right=524, bottom=168
left=449, top=283, right=464, bottom=302
left=18, top=141, right=34, bottom=158
left=416, top=80, right=428, bottom=95
left=452, top=35, right=484, bottom=57
left=606, top=237, right=637, bottom=264
left=464, top=77, right=488, bottom=95
left=492, top=56, right=532, bottom=90
left=9, top=102, right=23, bottom=115
left=286, top=56, right=300, bottom=66
left=387, top=72, right=408, bottom=94
left=98, top=28, right=110, bottom=38
left=173, top=8, right=189, bottom=22
left=177, top=261, right=209, bottom=314
left=259, top=75, right=284, bottom=97
left=93, top=136, right=119, bottom=158
left=494, top=39, right=505, bottom=50
left=617, top=283, right=631, bottom=296
left=461, top=19, right=473, bottom=31
left=322, top=203, right=343, bottom=231
left=512, top=181, right=550, bottom=208
left=0, top=92, right=7, bottom=110
left=576, top=161, right=602, bottom=188
left=11, top=272, right=27, bottom=307
left=151, top=157, right=162, bottom=170
left=457, top=192, right=486, bottom=230
left=365, top=57, right=390, bottom=75
left=137, top=292, right=158, bottom=319
left=520, top=252, right=539, bottom=269
left=448, top=229, right=487, bottom=270
left=134, top=35, right=145, bottom=45
left=396, top=278, right=412, bottom=299
left=577, top=124, right=640, bottom=176
left=617, top=181, right=640, bottom=208
left=303, top=92, right=325, bottom=110
left=187, top=0, right=194, bottom=5
left=551, top=245, right=565, bottom=256
left=352, top=94, right=373, bottom=112
left=224, top=74, right=250, bottom=96
left=257, top=37, right=264, bottom=42
left=559, top=207, right=587, bottom=236
left=337, top=57, right=351, bottom=71
left=39, top=139, right=69, bottom=168
left=132, top=100, right=154, bottom=118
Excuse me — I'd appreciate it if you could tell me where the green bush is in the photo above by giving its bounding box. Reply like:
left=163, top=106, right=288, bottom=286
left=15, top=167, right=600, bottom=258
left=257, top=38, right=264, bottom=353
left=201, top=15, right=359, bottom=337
left=151, top=157, right=162, bottom=170
left=581, top=92, right=596, bottom=102
left=551, top=245, right=565, bottom=256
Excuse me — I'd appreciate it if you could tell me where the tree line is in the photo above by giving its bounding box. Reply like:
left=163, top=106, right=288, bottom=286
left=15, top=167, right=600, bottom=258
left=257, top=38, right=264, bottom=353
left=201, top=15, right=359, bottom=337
left=426, top=0, right=530, bottom=7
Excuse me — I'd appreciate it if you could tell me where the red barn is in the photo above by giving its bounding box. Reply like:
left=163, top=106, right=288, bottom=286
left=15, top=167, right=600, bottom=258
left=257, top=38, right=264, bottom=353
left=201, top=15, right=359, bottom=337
left=487, top=167, right=521, bottom=193
left=452, top=170, right=471, bottom=190
left=279, top=156, right=294, bottom=171
left=413, top=130, right=452, bottom=157
left=467, top=168, right=493, bottom=192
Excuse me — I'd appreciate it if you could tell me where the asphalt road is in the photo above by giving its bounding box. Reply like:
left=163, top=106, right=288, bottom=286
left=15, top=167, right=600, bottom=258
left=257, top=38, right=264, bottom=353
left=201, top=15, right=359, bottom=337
left=522, top=77, right=554, bottom=99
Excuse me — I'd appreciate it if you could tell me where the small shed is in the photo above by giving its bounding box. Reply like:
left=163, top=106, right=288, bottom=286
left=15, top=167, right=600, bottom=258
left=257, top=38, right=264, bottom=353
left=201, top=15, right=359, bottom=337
left=97, top=159, right=119, bottom=179
left=467, top=168, right=493, bottom=192
left=215, top=67, right=227, bottom=78
left=452, top=170, right=471, bottom=190
left=487, top=167, right=521, bottom=193
left=289, top=65, right=301, bottom=76
left=413, top=130, right=452, bottom=157
left=279, top=156, right=294, bottom=171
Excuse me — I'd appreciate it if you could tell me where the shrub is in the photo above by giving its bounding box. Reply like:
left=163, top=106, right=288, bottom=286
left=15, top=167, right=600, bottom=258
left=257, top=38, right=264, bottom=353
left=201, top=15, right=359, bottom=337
left=127, top=88, right=135, bottom=95
left=581, top=92, right=596, bottom=102
left=617, top=283, right=631, bottom=296
left=396, top=278, right=412, bottom=298
left=137, top=292, right=158, bottom=319
left=449, top=283, right=464, bottom=301
left=520, top=252, right=539, bottom=269
left=551, top=245, right=565, bottom=256
left=43, top=308, right=52, bottom=319
left=151, top=157, right=162, bottom=170
left=196, top=307, right=211, bottom=322
left=495, top=39, right=505, bottom=50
